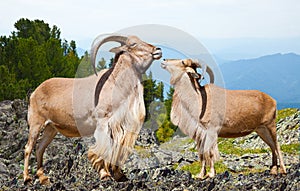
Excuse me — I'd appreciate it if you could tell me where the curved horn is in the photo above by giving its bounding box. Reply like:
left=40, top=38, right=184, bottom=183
left=205, top=66, right=214, bottom=83
left=90, top=35, right=128, bottom=75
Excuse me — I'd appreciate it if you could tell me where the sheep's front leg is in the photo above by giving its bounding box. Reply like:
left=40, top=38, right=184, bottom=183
left=88, top=150, right=112, bottom=181
left=195, top=159, right=206, bottom=179
left=207, top=159, right=216, bottom=178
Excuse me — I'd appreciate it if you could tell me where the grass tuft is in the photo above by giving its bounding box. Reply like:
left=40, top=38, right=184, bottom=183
left=218, top=138, right=269, bottom=156
left=179, top=161, right=228, bottom=176
left=134, top=145, right=152, bottom=158
left=276, top=108, right=298, bottom=123
left=280, top=143, right=300, bottom=154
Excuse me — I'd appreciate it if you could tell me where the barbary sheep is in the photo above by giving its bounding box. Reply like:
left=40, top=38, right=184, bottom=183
left=161, top=58, right=286, bottom=179
left=24, top=35, right=162, bottom=184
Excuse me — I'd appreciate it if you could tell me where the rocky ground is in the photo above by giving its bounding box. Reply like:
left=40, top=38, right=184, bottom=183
left=0, top=99, right=299, bottom=191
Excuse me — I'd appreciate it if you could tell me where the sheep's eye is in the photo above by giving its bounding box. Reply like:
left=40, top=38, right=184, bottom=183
left=181, top=61, right=185, bottom=65
left=130, top=43, right=137, bottom=47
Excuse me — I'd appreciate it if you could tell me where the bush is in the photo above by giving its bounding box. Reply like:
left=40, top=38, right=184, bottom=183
left=156, top=120, right=175, bottom=143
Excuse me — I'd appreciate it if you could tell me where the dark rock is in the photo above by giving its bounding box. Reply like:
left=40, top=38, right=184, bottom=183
left=12, top=99, right=27, bottom=119
left=136, top=128, right=159, bottom=147
left=0, top=99, right=299, bottom=190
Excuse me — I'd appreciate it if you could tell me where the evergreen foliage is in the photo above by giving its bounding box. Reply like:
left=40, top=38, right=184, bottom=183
left=142, top=72, right=177, bottom=143
left=0, top=18, right=80, bottom=100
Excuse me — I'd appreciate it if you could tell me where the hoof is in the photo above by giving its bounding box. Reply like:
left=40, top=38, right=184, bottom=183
left=101, top=175, right=113, bottom=181
left=24, top=176, right=32, bottom=185
left=113, top=170, right=128, bottom=182
left=115, top=174, right=128, bottom=182
left=100, top=168, right=112, bottom=181
left=39, top=175, right=50, bottom=185
left=195, top=173, right=207, bottom=180
left=207, top=172, right=215, bottom=178
left=270, top=166, right=278, bottom=175
left=279, top=167, right=287, bottom=174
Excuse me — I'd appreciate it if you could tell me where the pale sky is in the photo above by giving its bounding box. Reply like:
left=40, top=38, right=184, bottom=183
left=1, top=0, right=300, bottom=59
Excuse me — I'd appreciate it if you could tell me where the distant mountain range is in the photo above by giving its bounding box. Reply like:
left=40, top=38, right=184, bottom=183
left=221, top=53, right=300, bottom=103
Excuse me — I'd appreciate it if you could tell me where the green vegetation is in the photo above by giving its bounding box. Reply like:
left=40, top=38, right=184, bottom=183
left=180, top=161, right=201, bottom=175
left=276, top=108, right=298, bottom=122
left=178, top=156, right=268, bottom=176
left=142, top=73, right=176, bottom=143
left=179, top=161, right=228, bottom=176
left=134, top=145, right=152, bottom=158
left=0, top=18, right=80, bottom=100
left=218, top=138, right=269, bottom=156
left=154, top=87, right=177, bottom=143
left=281, top=143, right=299, bottom=154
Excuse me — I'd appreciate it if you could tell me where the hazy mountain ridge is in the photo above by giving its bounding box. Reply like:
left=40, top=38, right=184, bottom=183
left=221, top=53, right=300, bottom=103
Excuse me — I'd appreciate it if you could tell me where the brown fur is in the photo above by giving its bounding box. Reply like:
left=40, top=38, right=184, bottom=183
left=161, top=59, right=286, bottom=179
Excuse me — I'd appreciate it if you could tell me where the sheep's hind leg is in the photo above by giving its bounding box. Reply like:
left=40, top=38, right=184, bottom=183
left=256, top=125, right=286, bottom=175
left=24, top=123, right=42, bottom=184
left=267, top=122, right=286, bottom=174
left=36, top=125, right=57, bottom=185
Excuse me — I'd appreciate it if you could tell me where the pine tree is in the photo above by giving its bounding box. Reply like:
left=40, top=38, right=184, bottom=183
left=143, top=71, right=157, bottom=121
left=155, top=81, right=164, bottom=102
left=0, top=18, right=81, bottom=101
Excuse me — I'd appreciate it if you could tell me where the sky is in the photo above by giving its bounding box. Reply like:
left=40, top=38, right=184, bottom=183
left=1, top=0, right=300, bottom=60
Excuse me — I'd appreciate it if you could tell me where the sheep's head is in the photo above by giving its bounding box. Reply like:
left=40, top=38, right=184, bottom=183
left=91, top=35, right=162, bottom=74
left=161, top=59, right=214, bottom=85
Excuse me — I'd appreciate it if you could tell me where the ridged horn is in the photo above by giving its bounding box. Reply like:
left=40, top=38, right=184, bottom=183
left=90, top=35, right=128, bottom=75
left=205, top=66, right=214, bottom=83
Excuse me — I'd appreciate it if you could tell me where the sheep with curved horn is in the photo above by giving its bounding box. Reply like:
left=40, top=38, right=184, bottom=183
left=161, top=58, right=286, bottom=179
left=24, top=35, right=162, bottom=184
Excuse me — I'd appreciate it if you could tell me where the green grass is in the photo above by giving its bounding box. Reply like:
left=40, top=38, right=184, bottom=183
left=218, top=138, right=269, bottom=156
left=180, top=161, right=228, bottom=175
left=241, top=167, right=268, bottom=175
left=178, top=159, right=269, bottom=176
left=178, top=160, right=249, bottom=176
left=180, top=161, right=201, bottom=175
left=134, top=145, right=152, bottom=158
left=281, top=143, right=300, bottom=154
left=276, top=108, right=298, bottom=123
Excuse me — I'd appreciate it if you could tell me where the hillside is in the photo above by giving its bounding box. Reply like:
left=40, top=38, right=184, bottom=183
left=220, top=53, right=300, bottom=103
left=0, top=100, right=299, bottom=190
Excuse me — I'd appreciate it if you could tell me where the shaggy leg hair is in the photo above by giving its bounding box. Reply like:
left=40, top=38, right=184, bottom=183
left=194, top=128, right=220, bottom=179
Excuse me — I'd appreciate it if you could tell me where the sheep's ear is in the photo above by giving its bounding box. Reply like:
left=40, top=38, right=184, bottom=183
left=109, top=45, right=127, bottom=54
left=189, top=72, right=200, bottom=79
left=186, top=67, right=200, bottom=78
